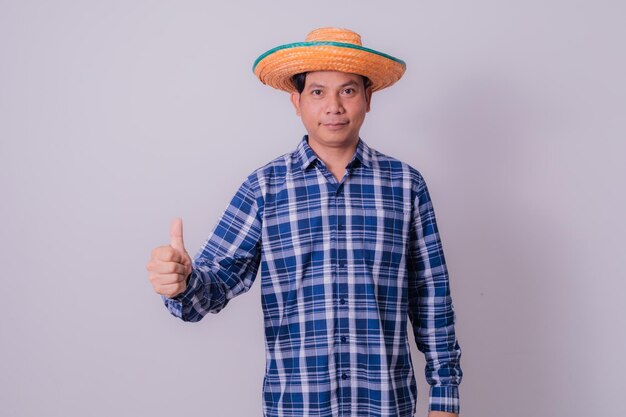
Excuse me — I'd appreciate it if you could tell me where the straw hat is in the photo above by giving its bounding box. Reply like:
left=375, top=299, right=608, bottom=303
left=253, top=27, right=406, bottom=93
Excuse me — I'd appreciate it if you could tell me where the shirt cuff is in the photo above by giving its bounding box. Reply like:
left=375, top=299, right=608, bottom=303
left=161, top=271, right=198, bottom=319
left=429, top=385, right=460, bottom=414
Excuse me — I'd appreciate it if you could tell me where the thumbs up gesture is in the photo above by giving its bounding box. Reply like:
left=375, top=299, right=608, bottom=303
left=146, top=218, right=193, bottom=298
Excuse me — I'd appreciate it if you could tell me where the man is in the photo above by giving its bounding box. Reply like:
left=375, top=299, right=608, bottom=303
left=147, top=27, right=462, bottom=417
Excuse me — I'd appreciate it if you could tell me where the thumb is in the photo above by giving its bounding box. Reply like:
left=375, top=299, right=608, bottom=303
left=170, top=217, right=186, bottom=253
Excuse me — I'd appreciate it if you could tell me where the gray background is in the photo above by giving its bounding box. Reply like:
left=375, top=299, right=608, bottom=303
left=1, top=1, right=625, bottom=416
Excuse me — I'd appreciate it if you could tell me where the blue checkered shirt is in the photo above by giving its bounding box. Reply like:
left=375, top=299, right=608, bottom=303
left=164, top=136, right=462, bottom=416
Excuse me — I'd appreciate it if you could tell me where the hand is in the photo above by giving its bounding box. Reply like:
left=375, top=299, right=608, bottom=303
left=146, top=218, right=193, bottom=298
left=428, top=412, right=458, bottom=417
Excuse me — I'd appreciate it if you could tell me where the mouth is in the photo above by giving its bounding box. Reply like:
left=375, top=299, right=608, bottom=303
left=322, top=121, right=349, bottom=131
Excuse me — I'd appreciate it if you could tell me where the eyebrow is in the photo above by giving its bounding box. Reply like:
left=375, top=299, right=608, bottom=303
left=307, top=80, right=360, bottom=89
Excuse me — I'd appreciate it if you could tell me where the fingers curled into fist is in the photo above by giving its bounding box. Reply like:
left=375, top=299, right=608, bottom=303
left=146, top=218, right=193, bottom=299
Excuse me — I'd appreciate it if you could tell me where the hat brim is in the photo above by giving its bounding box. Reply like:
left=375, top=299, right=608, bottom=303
left=253, top=41, right=406, bottom=93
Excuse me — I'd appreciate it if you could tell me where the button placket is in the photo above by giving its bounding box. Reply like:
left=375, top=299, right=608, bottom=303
left=335, top=185, right=350, bottom=387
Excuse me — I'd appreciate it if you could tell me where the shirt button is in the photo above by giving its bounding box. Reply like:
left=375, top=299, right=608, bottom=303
left=340, top=298, right=346, bottom=305
left=341, top=373, right=348, bottom=380
left=341, top=336, right=347, bottom=343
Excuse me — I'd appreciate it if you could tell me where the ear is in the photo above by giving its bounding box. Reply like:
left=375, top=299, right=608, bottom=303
left=365, top=87, right=373, bottom=113
left=290, top=92, right=302, bottom=116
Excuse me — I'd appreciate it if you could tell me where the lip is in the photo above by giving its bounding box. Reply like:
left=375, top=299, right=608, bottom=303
left=322, top=122, right=349, bottom=131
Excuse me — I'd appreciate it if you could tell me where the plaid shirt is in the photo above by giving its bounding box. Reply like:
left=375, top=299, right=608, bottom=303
left=164, top=136, right=462, bottom=416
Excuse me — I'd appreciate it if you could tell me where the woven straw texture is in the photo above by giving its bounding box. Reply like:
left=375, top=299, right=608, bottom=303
left=254, top=28, right=406, bottom=93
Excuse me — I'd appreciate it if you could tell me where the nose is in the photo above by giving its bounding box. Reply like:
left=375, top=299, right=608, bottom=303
left=325, top=93, right=345, bottom=114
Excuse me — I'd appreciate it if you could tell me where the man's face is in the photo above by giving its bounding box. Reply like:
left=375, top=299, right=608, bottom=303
left=290, top=71, right=372, bottom=151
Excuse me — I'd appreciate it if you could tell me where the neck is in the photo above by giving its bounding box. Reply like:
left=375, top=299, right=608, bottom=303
left=307, top=136, right=359, bottom=181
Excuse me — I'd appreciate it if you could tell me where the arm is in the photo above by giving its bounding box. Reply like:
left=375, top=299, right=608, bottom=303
left=163, top=177, right=263, bottom=322
left=407, top=177, right=463, bottom=414
left=428, top=412, right=458, bottom=417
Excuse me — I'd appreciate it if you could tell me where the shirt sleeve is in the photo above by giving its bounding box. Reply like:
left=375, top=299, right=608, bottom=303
left=162, top=177, right=263, bottom=322
left=407, top=176, right=463, bottom=414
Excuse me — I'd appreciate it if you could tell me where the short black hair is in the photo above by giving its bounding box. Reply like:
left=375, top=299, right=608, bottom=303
left=291, top=72, right=372, bottom=94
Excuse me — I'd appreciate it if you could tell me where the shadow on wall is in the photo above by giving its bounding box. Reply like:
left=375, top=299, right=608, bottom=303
left=410, top=74, right=591, bottom=417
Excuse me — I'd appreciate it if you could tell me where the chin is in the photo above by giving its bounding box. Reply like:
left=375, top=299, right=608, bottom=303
left=322, top=136, right=353, bottom=146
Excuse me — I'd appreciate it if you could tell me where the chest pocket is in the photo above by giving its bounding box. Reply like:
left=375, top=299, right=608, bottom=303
left=360, top=207, right=411, bottom=264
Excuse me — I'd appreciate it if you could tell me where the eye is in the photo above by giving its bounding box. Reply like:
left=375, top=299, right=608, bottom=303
left=343, top=88, right=355, bottom=95
left=311, top=89, right=322, bottom=96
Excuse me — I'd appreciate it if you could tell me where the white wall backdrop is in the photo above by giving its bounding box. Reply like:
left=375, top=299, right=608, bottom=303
left=1, top=1, right=625, bottom=416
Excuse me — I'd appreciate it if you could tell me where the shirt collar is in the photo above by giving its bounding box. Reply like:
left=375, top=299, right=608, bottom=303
left=294, top=135, right=373, bottom=171
left=352, top=137, right=373, bottom=169
left=294, top=136, right=319, bottom=170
